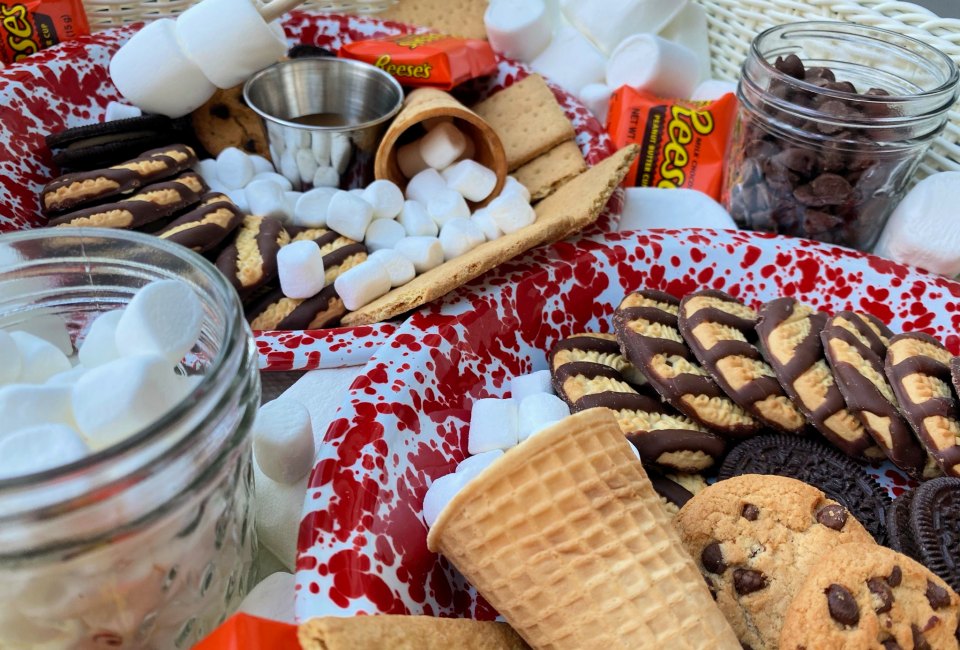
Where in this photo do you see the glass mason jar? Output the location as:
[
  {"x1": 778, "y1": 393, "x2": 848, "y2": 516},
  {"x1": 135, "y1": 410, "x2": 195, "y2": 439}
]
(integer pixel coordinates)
[
  {"x1": 0, "y1": 229, "x2": 260, "y2": 649},
  {"x1": 723, "y1": 22, "x2": 959, "y2": 250}
]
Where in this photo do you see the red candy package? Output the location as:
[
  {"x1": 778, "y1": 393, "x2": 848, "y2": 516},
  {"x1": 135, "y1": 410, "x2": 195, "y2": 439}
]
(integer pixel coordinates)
[
  {"x1": 194, "y1": 613, "x2": 300, "y2": 649},
  {"x1": 607, "y1": 86, "x2": 737, "y2": 200},
  {"x1": 339, "y1": 32, "x2": 497, "y2": 90},
  {"x1": 0, "y1": 0, "x2": 90, "y2": 65}
]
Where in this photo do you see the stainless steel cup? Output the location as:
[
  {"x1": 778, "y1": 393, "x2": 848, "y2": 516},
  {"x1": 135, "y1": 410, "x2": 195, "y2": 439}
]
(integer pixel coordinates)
[{"x1": 243, "y1": 58, "x2": 404, "y2": 191}]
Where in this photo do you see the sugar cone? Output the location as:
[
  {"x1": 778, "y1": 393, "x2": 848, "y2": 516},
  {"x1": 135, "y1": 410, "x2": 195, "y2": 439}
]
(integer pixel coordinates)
[{"x1": 427, "y1": 408, "x2": 740, "y2": 650}]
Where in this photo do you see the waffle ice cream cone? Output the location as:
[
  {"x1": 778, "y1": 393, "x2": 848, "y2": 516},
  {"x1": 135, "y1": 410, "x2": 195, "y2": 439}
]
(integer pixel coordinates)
[{"x1": 427, "y1": 408, "x2": 740, "y2": 650}]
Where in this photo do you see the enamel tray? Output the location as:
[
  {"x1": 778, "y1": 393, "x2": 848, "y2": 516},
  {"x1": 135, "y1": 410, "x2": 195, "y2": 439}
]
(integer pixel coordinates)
[
  {"x1": 295, "y1": 228, "x2": 960, "y2": 620},
  {"x1": 0, "y1": 13, "x2": 618, "y2": 371}
]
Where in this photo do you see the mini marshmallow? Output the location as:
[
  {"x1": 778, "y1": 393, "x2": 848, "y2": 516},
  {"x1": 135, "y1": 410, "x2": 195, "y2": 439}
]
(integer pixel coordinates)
[
  {"x1": 363, "y1": 180, "x2": 405, "y2": 220},
  {"x1": 468, "y1": 398, "x2": 519, "y2": 454},
  {"x1": 439, "y1": 218, "x2": 485, "y2": 261},
  {"x1": 10, "y1": 313, "x2": 72, "y2": 355},
  {"x1": 531, "y1": 25, "x2": 606, "y2": 96},
  {"x1": 455, "y1": 449, "x2": 504, "y2": 477},
  {"x1": 510, "y1": 370, "x2": 554, "y2": 403},
  {"x1": 311, "y1": 132, "x2": 331, "y2": 167},
  {"x1": 619, "y1": 187, "x2": 735, "y2": 231},
  {"x1": 225, "y1": 187, "x2": 250, "y2": 213},
  {"x1": 253, "y1": 399, "x2": 315, "y2": 485},
  {"x1": 254, "y1": 464, "x2": 306, "y2": 570},
  {"x1": 442, "y1": 160, "x2": 497, "y2": 202},
  {"x1": 562, "y1": 0, "x2": 687, "y2": 55},
  {"x1": 660, "y1": 2, "x2": 711, "y2": 83},
  {"x1": 0, "y1": 329, "x2": 21, "y2": 385},
  {"x1": 279, "y1": 149, "x2": 301, "y2": 190},
  {"x1": 296, "y1": 149, "x2": 319, "y2": 187},
  {"x1": 331, "y1": 133, "x2": 352, "y2": 175},
  {"x1": 0, "y1": 424, "x2": 89, "y2": 479},
  {"x1": 115, "y1": 280, "x2": 203, "y2": 364},
  {"x1": 333, "y1": 259, "x2": 392, "y2": 311},
  {"x1": 267, "y1": 122, "x2": 286, "y2": 154},
  {"x1": 326, "y1": 191, "x2": 374, "y2": 242},
  {"x1": 245, "y1": 179, "x2": 289, "y2": 220},
  {"x1": 422, "y1": 471, "x2": 468, "y2": 527},
  {"x1": 294, "y1": 187, "x2": 337, "y2": 228},
  {"x1": 690, "y1": 79, "x2": 738, "y2": 101},
  {"x1": 518, "y1": 393, "x2": 570, "y2": 442},
  {"x1": 579, "y1": 83, "x2": 612, "y2": 125},
  {"x1": 488, "y1": 192, "x2": 536, "y2": 234},
  {"x1": 419, "y1": 122, "x2": 467, "y2": 170},
  {"x1": 78, "y1": 310, "x2": 123, "y2": 369},
  {"x1": 249, "y1": 154, "x2": 274, "y2": 175},
  {"x1": 368, "y1": 249, "x2": 416, "y2": 288},
  {"x1": 216, "y1": 147, "x2": 255, "y2": 190},
  {"x1": 196, "y1": 158, "x2": 220, "y2": 185},
  {"x1": 484, "y1": 0, "x2": 552, "y2": 63},
  {"x1": 9, "y1": 331, "x2": 71, "y2": 384},
  {"x1": 394, "y1": 237, "x2": 444, "y2": 273},
  {"x1": 405, "y1": 168, "x2": 447, "y2": 205},
  {"x1": 252, "y1": 171, "x2": 293, "y2": 191},
  {"x1": 397, "y1": 139, "x2": 429, "y2": 178},
  {"x1": 606, "y1": 34, "x2": 700, "y2": 100},
  {"x1": 349, "y1": 188, "x2": 366, "y2": 198},
  {"x1": 364, "y1": 219, "x2": 406, "y2": 252},
  {"x1": 0, "y1": 384, "x2": 76, "y2": 438},
  {"x1": 283, "y1": 192, "x2": 300, "y2": 222},
  {"x1": 238, "y1": 572, "x2": 295, "y2": 624},
  {"x1": 501, "y1": 175, "x2": 531, "y2": 202},
  {"x1": 471, "y1": 208, "x2": 502, "y2": 241},
  {"x1": 45, "y1": 364, "x2": 87, "y2": 386},
  {"x1": 427, "y1": 188, "x2": 471, "y2": 228},
  {"x1": 397, "y1": 200, "x2": 438, "y2": 237},
  {"x1": 277, "y1": 240, "x2": 325, "y2": 299},
  {"x1": 312, "y1": 166, "x2": 339, "y2": 188},
  {"x1": 104, "y1": 101, "x2": 142, "y2": 122}
]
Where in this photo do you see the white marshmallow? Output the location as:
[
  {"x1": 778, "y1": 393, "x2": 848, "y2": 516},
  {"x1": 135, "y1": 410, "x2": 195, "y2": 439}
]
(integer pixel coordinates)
[
  {"x1": 439, "y1": 218, "x2": 485, "y2": 260},
  {"x1": 606, "y1": 34, "x2": 700, "y2": 99},
  {"x1": 484, "y1": 0, "x2": 552, "y2": 63},
  {"x1": 501, "y1": 175, "x2": 531, "y2": 202},
  {"x1": 282, "y1": 192, "x2": 300, "y2": 222},
  {"x1": 267, "y1": 122, "x2": 285, "y2": 154},
  {"x1": 78, "y1": 310, "x2": 123, "y2": 369},
  {"x1": 442, "y1": 160, "x2": 498, "y2": 202},
  {"x1": 9, "y1": 331, "x2": 71, "y2": 384},
  {"x1": 279, "y1": 149, "x2": 301, "y2": 190},
  {"x1": 397, "y1": 139, "x2": 429, "y2": 178},
  {"x1": 175, "y1": 0, "x2": 287, "y2": 89},
  {"x1": 531, "y1": 25, "x2": 606, "y2": 96},
  {"x1": 397, "y1": 200, "x2": 438, "y2": 237},
  {"x1": 330, "y1": 133, "x2": 352, "y2": 175},
  {"x1": 0, "y1": 424, "x2": 89, "y2": 479},
  {"x1": 659, "y1": 2, "x2": 711, "y2": 84},
  {"x1": 109, "y1": 18, "x2": 216, "y2": 118},
  {"x1": 518, "y1": 393, "x2": 570, "y2": 442},
  {"x1": 562, "y1": 0, "x2": 688, "y2": 55},
  {"x1": 311, "y1": 132, "x2": 331, "y2": 167},
  {"x1": 254, "y1": 463, "x2": 306, "y2": 570},
  {"x1": 419, "y1": 122, "x2": 467, "y2": 170},
  {"x1": 252, "y1": 171, "x2": 293, "y2": 191},
  {"x1": 294, "y1": 187, "x2": 337, "y2": 228},
  {"x1": 579, "y1": 83, "x2": 612, "y2": 124},
  {"x1": 277, "y1": 241, "x2": 325, "y2": 299},
  {"x1": 363, "y1": 180, "x2": 405, "y2": 220},
  {"x1": 427, "y1": 188, "x2": 471, "y2": 228},
  {"x1": 238, "y1": 572, "x2": 296, "y2": 624},
  {"x1": 104, "y1": 101, "x2": 142, "y2": 122},
  {"x1": 45, "y1": 364, "x2": 87, "y2": 386},
  {"x1": 405, "y1": 168, "x2": 447, "y2": 205},
  {"x1": 285, "y1": 128, "x2": 309, "y2": 153},
  {"x1": 312, "y1": 166, "x2": 339, "y2": 188},
  {"x1": 471, "y1": 208, "x2": 502, "y2": 241},
  {"x1": 245, "y1": 179, "x2": 289, "y2": 220},
  {"x1": 364, "y1": 219, "x2": 406, "y2": 252},
  {"x1": 0, "y1": 329, "x2": 21, "y2": 385},
  {"x1": 455, "y1": 449, "x2": 504, "y2": 477},
  {"x1": 349, "y1": 188, "x2": 366, "y2": 198},
  {"x1": 510, "y1": 370, "x2": 554, "y2": 403},
  {"x1": 253, "y1": 399, "x2": 315, "y2": 485},
  {"x1": 249, "y1": 154, "x2": 274, "y2": 175},
  {"x1": 115, "y1": 280, "x2": 203, "y2": 364},
  {"x1": 296, "y1": 148, "x2": 319, "y2": 187},
  {"x1": 488, "y1": 192, "x2": 537, "y2": 234},
  {"x1": 216, "y1": 147, "x2": 254, "y2": 190},
  {"x1": 0, "y1": 384, "x2": 76, "y2": 439},
  {"x1": 690, "y1": 79, "x2": 738, "y2": 101},
  {"x1": 204, "y1": 174, "x2": 229, "y2": 195},
  {"x1": 619, "y1": 187, "x2": 735, "y2": 231},
  {"x1": 10, "y1": 313, "x2": 72, "y2": 355},
  {"x1": 196, "y1": 158, "x2": 220, "y2": 186},
  {"x1": 368, "y1": 249, "x2": 416, "y2": 288},
  {"x1": 334, "y1": 259, "x2": 392, "y2": 311},
  {"x1": 224, "y1": 187, "x2": 250, "y2": 213},
  {"x1": 422, "y1": 471, "x2": 468, "y2": 527},
  {"x1": 326, "y1": 191, "x2": 374, "y2": 242},
  {"x1": 394, "y1": 237, "x2": 444, "y2": 273},
  {"x1": 468, "y1": 398, "x2": 519, "y2": 454}
]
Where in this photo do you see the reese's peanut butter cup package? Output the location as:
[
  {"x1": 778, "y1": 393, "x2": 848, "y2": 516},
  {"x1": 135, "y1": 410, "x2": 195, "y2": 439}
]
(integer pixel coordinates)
[
  {"x1": 607, "y1": 86, "x2": 737, "y2": 200},
  {"x1": 339, "y1": 32, "x2": 497, "y2": 90},
  {"x1": 0, "y1": 0, "x2": 89, "y2": 65}
]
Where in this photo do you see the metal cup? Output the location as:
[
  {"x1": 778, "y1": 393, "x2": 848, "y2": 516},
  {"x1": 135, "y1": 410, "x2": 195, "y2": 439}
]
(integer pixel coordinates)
[{"x1": 243, "y1": 58, "x2": 404, "y2": 191}]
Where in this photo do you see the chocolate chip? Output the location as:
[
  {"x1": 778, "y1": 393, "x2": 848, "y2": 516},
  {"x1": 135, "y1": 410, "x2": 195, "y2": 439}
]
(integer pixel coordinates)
[
  {"x1": 822, "y1": 81, "x2": 858, "y2": 94},
  {"x1": 733, "y1": 568, "x2": 767, "y2": 595},
  {"x1": 926, "y1": 580, "x2": 951, "y2": 610},
  {"x1": 924, "y1": 616, "x2": 940, "y2": 632},
  {"x1": 816, "y1": 504, "x2": 849, "y2": 530},
  {"x1": 775, "y1": 147, "x2": 819, "y2": 176},
  {"x1": 882, "y1": 640, "x2": 903, "y2": 650},
  {"x1": 867, "y1": 577, "x2": 894, "y2": 613},
  {"x1": 912, "y1": 624, "x2": 932, "y2": 650},
  {"x1": 701, "y1": 542, "x2": 727, "y2": 574},
  {"x1": 826, "y1": 584, "x2": 860, "y2": 626},
  {"x1": 704, "y1": 575, "x2": 718, "y2": 600},
  {"x1": 888, "y1": 565, "x2": 902, "y2": 587},
  {"x1": 806, "y1": 66, "x2": 836, "y2": 83},
  {"x1": 742, "y1": 644, "x2": 754, "y2": 650},
  {"x1": 802, "y1": 209, "x2": 842, "y2": 235},
  {"x1": 742, "y1": 503, "x2": 760, "y2": 521},
  {"x1": 795, "y1": 174, "x2": 853, "y2": 208},
  {"x1": 210, "y1": 104, "x2": 231, "y2": 120},
  {"x1": 775, "y1": 54, "x2": 806, "y2": 79}
]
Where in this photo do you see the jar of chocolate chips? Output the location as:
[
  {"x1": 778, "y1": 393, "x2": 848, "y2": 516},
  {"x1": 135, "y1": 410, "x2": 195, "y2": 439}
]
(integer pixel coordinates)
[{"x1": 724, "y1": 22, "x2": 959, "y2": 250}]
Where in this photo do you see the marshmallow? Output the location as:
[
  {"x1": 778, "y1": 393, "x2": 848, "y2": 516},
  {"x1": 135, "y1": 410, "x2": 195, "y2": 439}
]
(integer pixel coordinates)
[
  {"x1": 238, "y1": 572, "x2": 295, "y2": 624},
  {"x1": 78, "y1": 310, "x2": 123, "y2": 369},
  {"x1": 249, "y1": 154, "x2": 274, "y2": 175},
  {"x1": 501, "y1": 175, "x2": 531, "y2": 202},
  {"x1": 455, "y1": 449, "x2": 504, "y2": 478},
  {"x1": 349, "y1": 188, "x2": 366, "y2": 198},
  {"x1": 368, "y1": 249, "x2": 416, "y2": 288},
  {"x1": 115, "y1": 280, "x2": 204, "y2": 364},
  {"x1": 562, "y1": 0, "x2": 688, "y2": 55},
  {"x1": 9, "y1": 331, "x2": 71, "y2": 384},
  {"x1": 397, "y1": 200, "x2": 438, "y2": 237},
  {"x1": 364, "y1": 218, "x2": 406, "y2": 252},
  {"x1": 0, "y1": 384, "x2": 76, "y2": 439},
  {"x1": 196, "y1": 158, "x2": 220, "y2": 186},
  {"x1": 442, "y1": 160, "x2": 497, "y2": 202},
  {"x1": 326, "y1": 191, "x2": 374, "y2": 242},
  {"x1": 268, "y1": 122, "x2": 285, "y2": 154},
  {"x1": 874, "y1": 172, "x2": 960, "y2": 276},
  {"x1": 312, "y1": 166, "x2": 339, "y2": 188},
  {"x1": 224, "y1": 187, "x2": 250, "y2": 213},
  {"x1": 278, "y1": 149, "x2": 300, "y2": 190},
  {"x1": 579, "y1": 83, "x2": 612, "y2": 125},
  {"x1": 245, "y1": 178, "x2": 289, "y2": 220},
  {"x1": 285, "y1": 128, "x2": 308, "y2": 153},
  {"x1": 471, "y1": 208, "x2": 502, "y2": 241},
  {"x1": 10, "y1": 313, "x2": 72, "y2": 355},
  {"x1": 427, "y1": 188, "x2": 471, "y2": 228},
  {"x1": 405, "y1": 168, "x2": 447, "y2": 205},
  {"x1": 419, "y1": 122, "x2": 467, "y2": 170},
  {"x1": 175, "y1": 0, "x2": 287, "y2": 89},
  {"x1": 468, "y1": 398, "x2": 519, "y2": 454},
  {"x1": 691, "y1": 79, "x2": 738, "y2": 101},
  {"x1": 530, "y1": 25, "x2": 606, "y2": 96},
  {"x1": 216, "y1": 147, "x2": 255, "y2": 190},
  {"x1": 277, "y1": 240, "x2": 325, "y2": 299},
  {"x1": 619, "y1": 187, "x2": 735, "y2": 231},
  {"x1": 422, "y1": 471, "x2": 468, "y2": 527},
  {"x1": 488, "y1": 192, "x2": 537, "y2": 234},
  {"x1": 294, "y1": 187, "x2": 337, "y2": 228},
  {"x1": 283, "y1": 192, "x2": 300, "y2": 221},
  {"x1": 0, "y1": 329, "x2": 21, "y2": 385},
  {"x1": 363, "y1": 180, "x2": 405, "y2": 220},
  {"x1": 331, "y1": 133, "x2": 352, "y2": 175},
  {"x1": 510, "y1": 370, "x2": 554, "y2": 403},
  {"x1": 109, "y1": 19, "x2": 216, "y2": 117},
  {"x1": 333, "y1": 259, "x2": 392, "y2": 311},
  {"x1": 606, "y1": 34, "x2": 700, "y2": 100},
  {"x1": 254, "y1": 463, "x2": 306, "y2": 570},
  {"x1": 45, "y1": 364, "x2": 87, "y2": 386},
  {"x1": 659, "y1": 1, "x2": 711, "y2": 83},
  {"x1": 253, "y1": 399, "x2": 315, "y2": 485},
  {"x1": 0, "y1": 424, "x2": 89, "y2": 479},
  {"x1": 104, "y1": 101, "x2": 142, "y2": 122},
  {"x1": 484, "y1": 0, "x2": 552, "y2": 63},
  {"x1": 311, "y1": 132, "x2": 331, "y2": 167},
  {"x1": 397, "y1": 139, "x2": 429, "y2": 178},
  {"x1": 252, "y1": 171, "x2": 293, "y2": 192},
  {"x1": 296, "y1": 149, "x2": 319, "y2": 187},
  {"x1": 518, "y1": 393, "x2": 570, "y2": 442},
  {"x1": 423, "y1": 117, "x2": 453, "y2": 131},
  {"x1": 394, "y1": 236, "x2": 444, "y2": 273},
  {"x1": 439, "y1": 218, "x2": 485, "y2": 261}
]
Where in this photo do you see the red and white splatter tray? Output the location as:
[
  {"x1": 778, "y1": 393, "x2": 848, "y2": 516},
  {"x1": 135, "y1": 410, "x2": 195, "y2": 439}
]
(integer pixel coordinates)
[
  {"x1": 0, "y1": 12, "x2": 617, "y2": 371},
  {"x1": 295, "y1": 227, "x2": 960, "y2": 620}
]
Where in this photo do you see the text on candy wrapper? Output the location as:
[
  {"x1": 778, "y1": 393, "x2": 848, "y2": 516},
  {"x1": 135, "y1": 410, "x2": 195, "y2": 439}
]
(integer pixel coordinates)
[{"x1": 659, "y1": 105, "x2": 715, "y2": 189}]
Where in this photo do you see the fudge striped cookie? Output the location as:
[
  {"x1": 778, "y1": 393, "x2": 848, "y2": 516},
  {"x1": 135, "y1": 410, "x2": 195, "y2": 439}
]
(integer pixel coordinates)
[
  {"x1": 158, "y1": 192, "x2": 244, "y2": 252},
  {"x1": 215, "y1": 215, "x2": 289, "y2": 296}
]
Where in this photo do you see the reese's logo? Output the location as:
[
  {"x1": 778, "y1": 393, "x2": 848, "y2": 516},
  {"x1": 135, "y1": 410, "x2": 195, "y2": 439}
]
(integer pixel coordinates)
[
  {"x1": 1, "y1": 3, "x2": 39, "y2": 62},
  {"x1": 658, "y1": 104, "x2": 715, "y2": 189}
]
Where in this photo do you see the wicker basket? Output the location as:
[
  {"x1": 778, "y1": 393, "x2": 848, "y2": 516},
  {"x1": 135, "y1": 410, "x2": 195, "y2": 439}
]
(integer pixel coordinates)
[{"x1": 81, "y1": 0, "x2": 960, "y2": 177}]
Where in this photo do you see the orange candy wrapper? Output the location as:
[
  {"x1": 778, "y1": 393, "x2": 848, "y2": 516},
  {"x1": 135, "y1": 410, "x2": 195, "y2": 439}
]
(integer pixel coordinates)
[
  {"x1": 195, "y1": 613, "x2": 300, "y2": 649},
  {"x1": 339, "y1": 32, "x2": 497, "y2": 90},
  {"x1": 0, "y1": 0, "x2": 89, "y2": 65},
  {"x1": 607, "y1": 86, "x2": 737, "y2": 201}
]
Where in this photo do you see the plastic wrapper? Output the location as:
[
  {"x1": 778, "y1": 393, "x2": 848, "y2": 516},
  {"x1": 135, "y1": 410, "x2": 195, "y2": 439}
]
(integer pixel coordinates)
[
  {"x1": 194, "y1": 613, "x2": 300, "y2": 649},
  {"x1": 0, "y1": 0, "x2": 89, "y2": 65}
]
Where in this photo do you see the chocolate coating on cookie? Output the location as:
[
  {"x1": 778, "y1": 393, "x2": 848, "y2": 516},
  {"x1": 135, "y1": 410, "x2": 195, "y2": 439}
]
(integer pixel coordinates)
[
  {"x1": 215, "y1": 215, "x2": 289, "y2": 295},
  {"x1": 246, "y1": 284, "x2": 345, "y2": 330},
  {"x1": 158, "y1": 192, "x2": 243, "y2": 252}
]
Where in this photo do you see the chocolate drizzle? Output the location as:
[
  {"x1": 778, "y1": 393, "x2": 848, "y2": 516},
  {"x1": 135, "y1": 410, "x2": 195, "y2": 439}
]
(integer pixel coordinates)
[
  {"x1": 158, "y1": 195, "x2": 243, "y2": 252},
  {"x1": 246, "y1": 284, "x2": 344, "y2": 330}
]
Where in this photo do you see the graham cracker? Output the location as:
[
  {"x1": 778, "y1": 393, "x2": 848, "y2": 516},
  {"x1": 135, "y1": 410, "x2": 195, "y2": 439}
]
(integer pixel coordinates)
[
  {"x1": 471, "y1": 74, "x2": 577, "y2": 171},
  {"x1": 342, "y1": 144, "x2": 639, "y2": 326},
  {"x1": 513, "y1": 139, "x2": 587, "y2": 201},
  {"x1": 298, "y1": 616, "x2": 529, "y2": 650},
  {"x1": 378, "y1": 0, "x2": 488, "y2": 40}
]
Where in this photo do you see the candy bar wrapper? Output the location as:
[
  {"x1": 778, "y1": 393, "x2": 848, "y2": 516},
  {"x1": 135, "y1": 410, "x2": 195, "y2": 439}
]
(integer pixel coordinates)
[
  {"x1": 339, "y1": 33, "x2": 497, "y2": 90},
  {"x1": 607, "y1": 86, "x2": 737, "y2": 201},
  {"x1": 195, "y1": 613, "x2": 301, "y2": 649},
  {"x1": 0, "y1": 0, "x2": 89, "y2": 65}
]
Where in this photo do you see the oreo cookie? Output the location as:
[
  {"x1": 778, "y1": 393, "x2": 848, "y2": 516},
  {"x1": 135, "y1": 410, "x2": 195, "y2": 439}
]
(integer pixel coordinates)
[
  {"x1": 910, "y1": 476, "x2": 960, "y2": 592},
  {"x1": 886, "y1": 488, "x2": 923, "y2": 562},
  {"x1": 46, "y1": 115, "x2": 195, "y2": 171},
  {"x1": 718, "y1": 433, "x2": 892, "y2": 544}
]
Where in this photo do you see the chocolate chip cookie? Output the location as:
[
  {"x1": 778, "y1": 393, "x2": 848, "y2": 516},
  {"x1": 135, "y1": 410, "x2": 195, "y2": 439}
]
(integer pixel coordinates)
[{"x1": 191, "y1": 85, "x2": 269, "y2": 159}]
